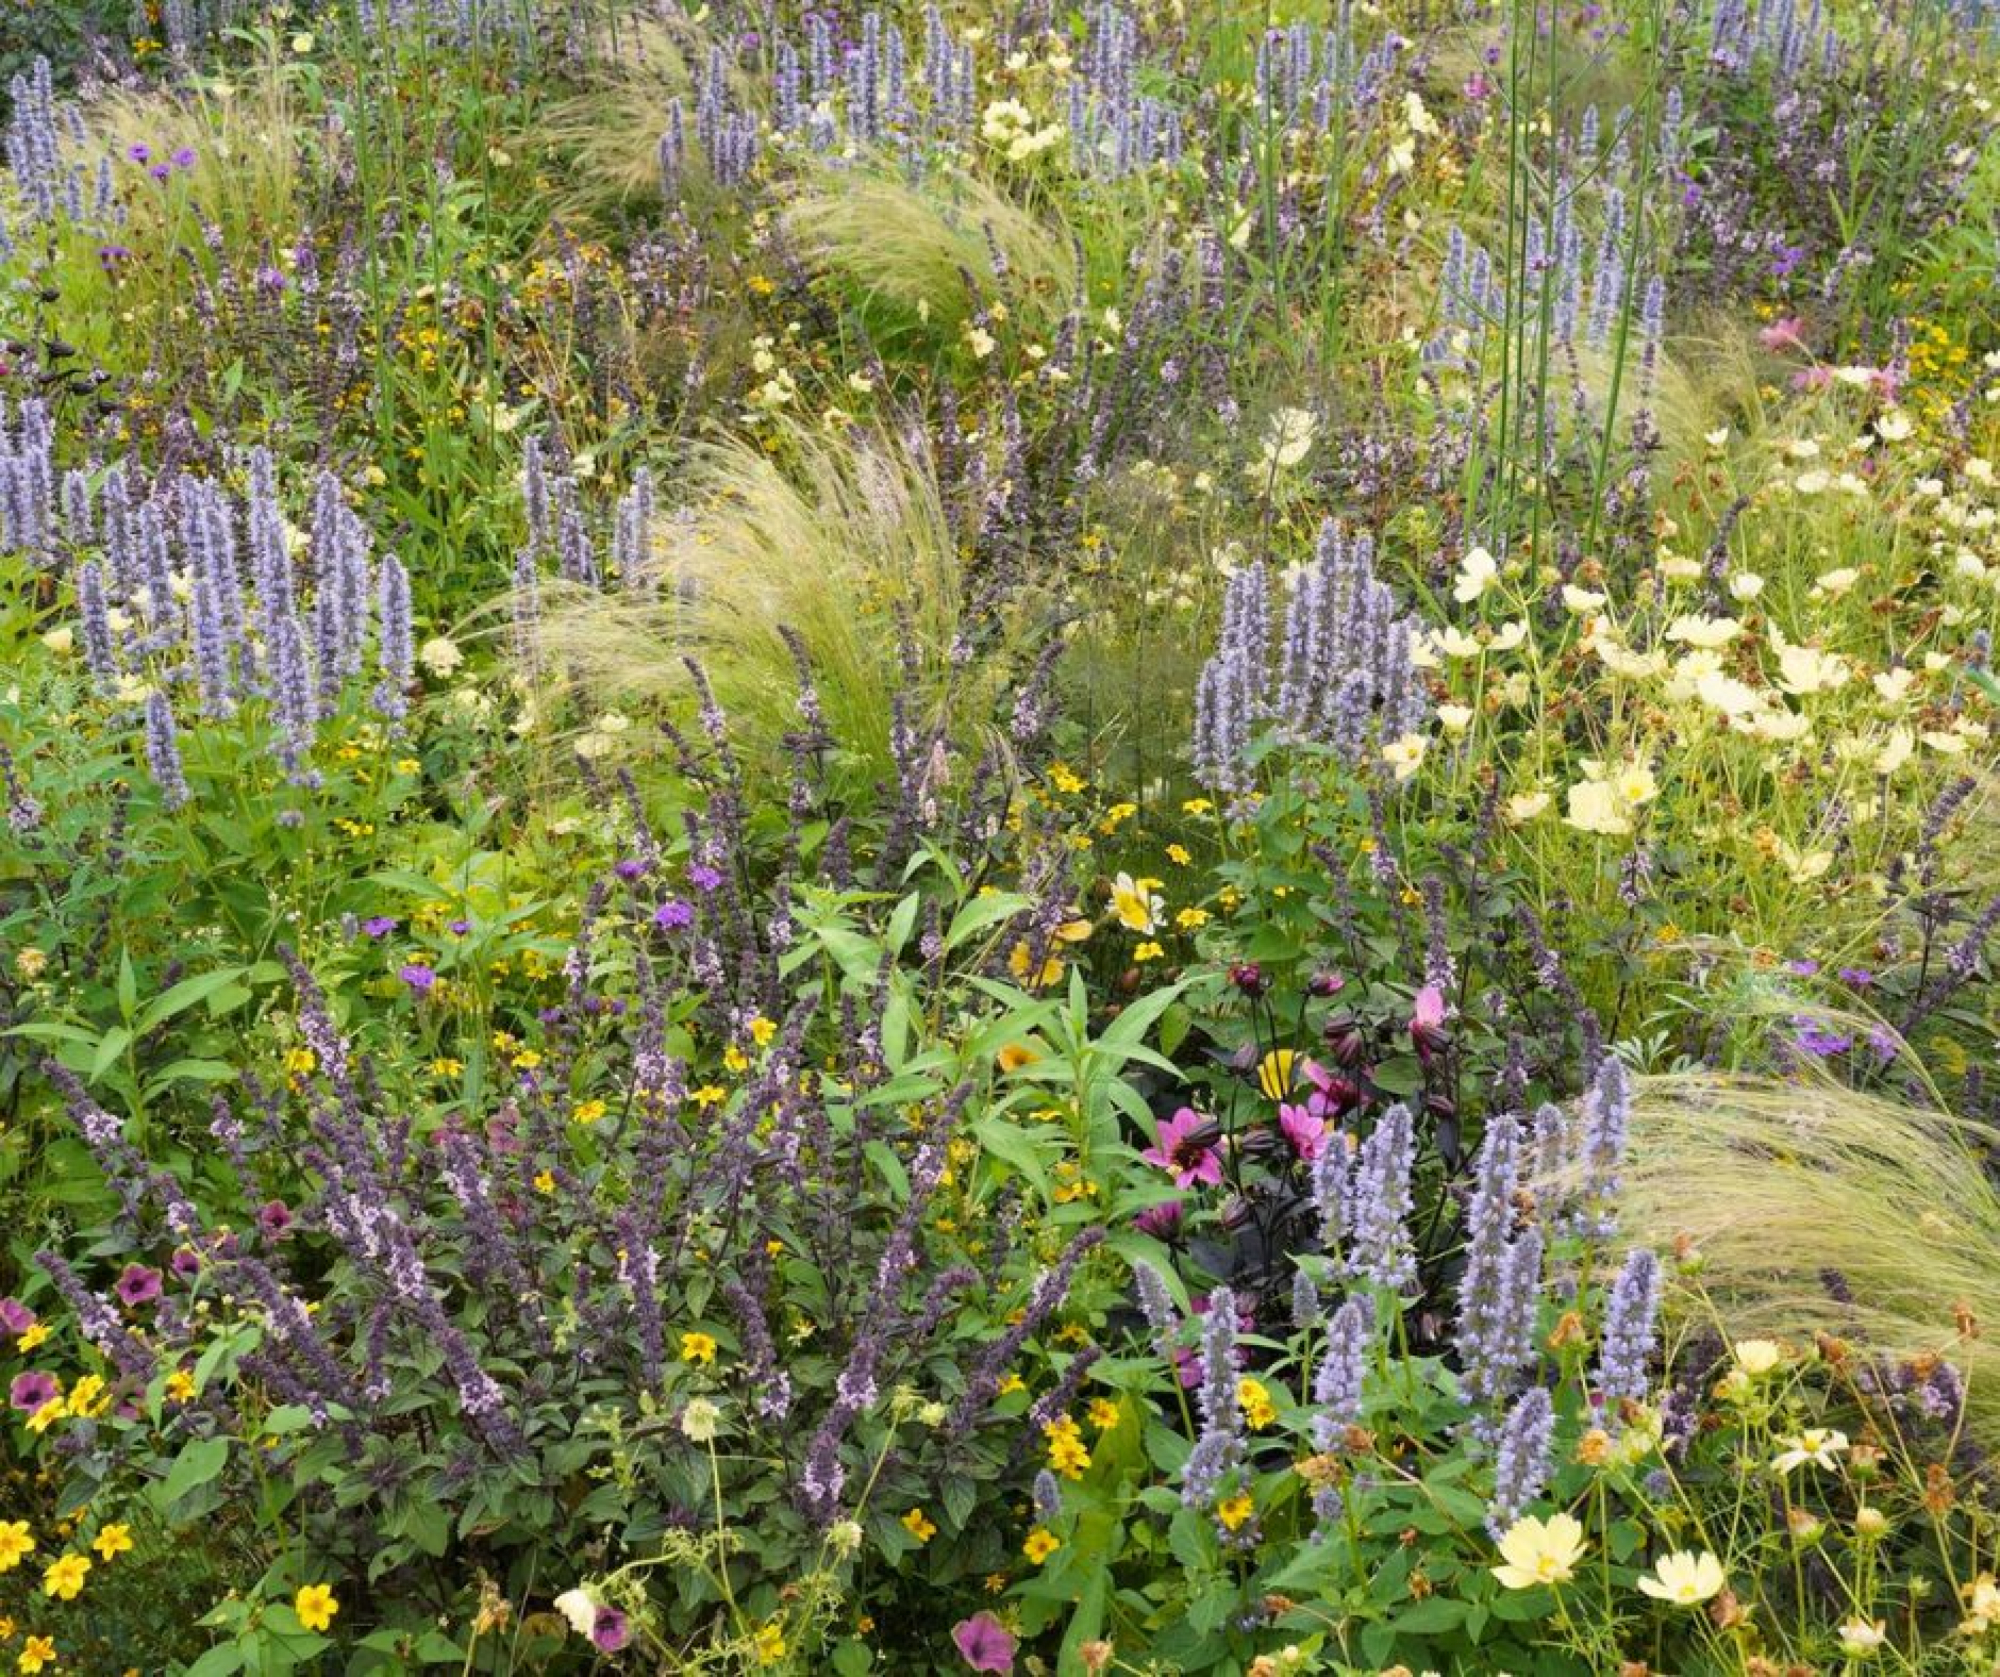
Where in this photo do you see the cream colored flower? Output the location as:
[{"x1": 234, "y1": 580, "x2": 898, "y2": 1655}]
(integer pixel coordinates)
[
  {"x1": 1637, "y1": 1550, "x2": 1726, "y2": 1606},
  {"x1": 1771, "y1": 1427, "x2": 1848, "y2": 1474},
  {"x1": 1453, "y1": 547, "x2": 1499, "y2": 603},
  {"x1": 1734, "y1": 1339, "x2": 1785, "y2": 1376},
  {"x1": 1838, "y1": 1618, "x2": 1886, "y2": 1656},
  {"x1": 1492, "y1": 1513, "x2": 1587, "y2": 1590},
  {"x1": 1382, "y1": 733, "x2": 1429, "y2": 782},
  {"x1": 1665, "y1": 614, "x2": 1741, "y2": 650}
]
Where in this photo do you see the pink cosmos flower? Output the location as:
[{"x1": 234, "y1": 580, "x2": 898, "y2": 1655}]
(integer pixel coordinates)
[
  {"x1": 1141, "y1": 1107, "x2": 1223, "y2": 1189},
  {"x1": 952, "y1": 1612, "x2": 1017, "y2": 1674},
  {"x1": 1759, "y1": 316, "x2": 1807, "y2": 353}
]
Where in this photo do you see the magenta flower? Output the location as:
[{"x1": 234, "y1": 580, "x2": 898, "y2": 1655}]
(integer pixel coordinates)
[
  {"x1": 115, "y1": 1264, "x2": 162, "y2": 1307},
  {"x1": 1277, "y1": 1102, "x2": 1327, "y2": 1162},
  {"x1": 1140, "y1": 1107, "x2": 1223, "y2": 1189},
  {"x1": 10, "y1": 1371, "x2": 57, "y2": 1412},
  {"x1": 591, "y1": 1607, "x2": 631, "y2": 1652},
  {"x1": 257, "y1": 1200, "x2": 293, "y2": 1238},
  {"x1": 1132, "y1": 1199, "x2": 1183, "y2": 1239},
  {"x1": 951, "y1": 1612, "x2": 1017, "y2": 1674},
  {"x1": 0, "y1": 1298, "x2": 34, "y2": 1336}
]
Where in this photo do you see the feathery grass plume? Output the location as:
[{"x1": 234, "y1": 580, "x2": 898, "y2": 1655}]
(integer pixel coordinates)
[
  {"x1": 784, "y1": 163, "x2": 1076, "y2": 336},
  {"x1": 85, "y1": 42, "x2": 304, "y2": 267},
  {"x1": 536, "y1": 13, "x2": 698, "y2": 209},
  {"x1": 1616, "y1": 1072, "x2": 2000, "y2": 1443},
  {"x1": 525, "y1": 422, "x2": 1017, "y2": 781}
]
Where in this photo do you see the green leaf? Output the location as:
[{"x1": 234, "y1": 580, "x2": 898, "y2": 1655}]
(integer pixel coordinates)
[
  {"x1": 943, "y1": 891, "x2": 1031, "y2": 953},
  {"x1": 134, "y1": 967, "x2": 249, "y2": 1036},
  {"x1": 1390, "y1": 1598, "x2": 1467, "y2": 1635},
  {"x1": 159, "y1": 1435, "x2": 231, "y2": 1509}
]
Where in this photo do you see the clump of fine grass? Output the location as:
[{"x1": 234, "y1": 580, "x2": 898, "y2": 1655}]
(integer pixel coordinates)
[
  {"x1": 1618, "y1": 1071, "x2": 2000, "y2": 1441},
  {"x1": 784, "y1": 164, "x2": 1077, "y2": 335},
  {"x1": 535, "y1": 13, "x2": 698, "y2": 211},
  {"x1": 526, "y1": 423, "x2": 1016, "y2": 779}
]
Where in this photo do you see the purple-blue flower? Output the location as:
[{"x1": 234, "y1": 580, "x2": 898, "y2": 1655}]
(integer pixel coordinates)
[
  {"x1": 652, "y1": 899, "x2": 694, "y2": 930},
  {"x1": 399, "y1": 963, "x2": 437, "y2": 994}
]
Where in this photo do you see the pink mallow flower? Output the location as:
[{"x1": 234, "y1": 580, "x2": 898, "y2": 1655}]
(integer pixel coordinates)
[
  {"x1": 1141, "y1": 1107, "x2": 1223, "y2": 1189},
  {"x1": 952, "y1": 1612, "x2": 1017, "y2": 1674}
]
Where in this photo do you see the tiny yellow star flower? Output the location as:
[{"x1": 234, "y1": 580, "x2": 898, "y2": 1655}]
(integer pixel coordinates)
[
  {"x1": 1023, "y1": 1528, "x2": 1060, "y2": 1563},
  {"x1": 90, "y1": 1524, "x2": 133, "y2": 1562},
  {"x1": 43, "y1": 1552, "x2": 90, "y2": 1600},
  {"x1": 0, "y1": 1521, "x2": 34, "y2": 1572},
  {"x1": 901, "y1": 1507, "x2": 937, "y2": 1543},
  {"x1": 680, "y1": 1332, "x2": 719, "y2": 1365}
]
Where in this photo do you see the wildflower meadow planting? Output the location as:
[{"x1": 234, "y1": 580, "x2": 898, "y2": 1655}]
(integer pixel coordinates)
[{"x1": 2, "y1": 0, "x2": 2000, "y2": 1672}]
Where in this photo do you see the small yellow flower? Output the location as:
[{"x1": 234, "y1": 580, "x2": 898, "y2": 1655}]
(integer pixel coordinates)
[
  {"x1": 1087, "y1": 1397, "x2": 1121, "y2": 1431},
  {"x1": 25, "y1": 1399, "x2": 62, "y2": 1435},
  {"x1": 753, "y1": 1623, "x2": 787, "y2": 1663},
  {"x1": 66, "y1": 1375, "x2": 105, "y2": 1418},
  {"x1": 996, "y1": 1042, "x2": 1039, "y2": 1073},
  {"x1": 43, "y1": 1552, "x2": 90, "y2": 1600},
  {"x1": 1024, "y1": 1528, "x2": 1060, "y2": 1564},
  {"x1": 1216, "y1": 1493, "x2": 1255, "y2": 1532},
  {"x1": 18, "y1": 1636, "x2": 55, "y2": 1674},
  {"x1": 749, "y1": 1016, "x2": 778, "y2": 1047},
  {"x1": 1133, "y1": 941, "x2": 1164, "y2": 962},
  {"x1": 532, "y1": 1169, "x2": 556, "y2": 1195},
  {"x1": 17, "y1": 1323, "x2": 48, "y2": 1353},
  {"x1": 164, "y1": 1370, "x2": 196, "y2": 1403},
  {"x1": 1165, "y1": 844, "x2": 1192, "y2": 866},
  {"x1": 1236, "y1": 1377, "x2": 1278, "y2": 1430},
  {"x1": 295, "y1": 1582, "x2": 339, "y2": 1632},
  {"x1": 680, "y1": 1332, "x2": 718, "y2": 1366},
  {"x1": 901, "y1": 1507, "x2": 937, "y2": 1543},
  {"x1": 0, "y1": 1521, "x2": 34, "y2": 1572},
  {"x1": 431, "y1": 1057, "x2": 464, "y2": 1077},
  {"x1": 571, "y1": 1099, "x2": 608, "y2": 1125},
  {"x1": 90, "y1": 1524, "x2": 132, "y2": 1562}
]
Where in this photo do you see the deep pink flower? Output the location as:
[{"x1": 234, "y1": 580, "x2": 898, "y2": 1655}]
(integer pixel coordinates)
[
  {"x1": 951, "y1": 1612, "x2": 1017, "y2": 1674},
  {"x1": 257, "y1": 1200, "x2": 293, "y2": 1238},
  {"x1": 0, "y1": 1298, "x2": 34, "y2": 1336},
  {"x1": 1141, "y1": 1107, "x2": 1222, "y2": 1189},
  {"x1": 1409, "y1": 985, "x2": 1449, "y2": 1055},
  {"x1": 1132, "y1": 1199, "x2": 1183, "y2": 1239},
  {"x1": 1277, "y1": 1102, "x2": 1327, "y2": 1162}
]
